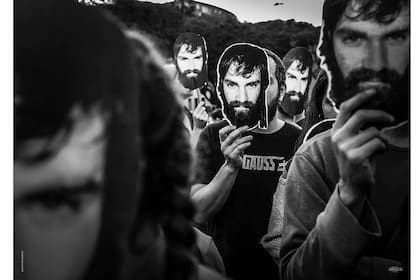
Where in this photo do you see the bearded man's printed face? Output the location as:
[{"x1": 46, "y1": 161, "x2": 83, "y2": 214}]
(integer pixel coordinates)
[
  {"x1": 222, "y1": 63, "x2": 262, "y2": 127},
  {"x1": 330, "y1": 2, "x2": 410, "y2": 123},
  {"x1": 176, "y1": 44, "x2": 207, "y2": 90},
  {"x1": 280, "y1": 59, "x2": 310, "y2": 117}
]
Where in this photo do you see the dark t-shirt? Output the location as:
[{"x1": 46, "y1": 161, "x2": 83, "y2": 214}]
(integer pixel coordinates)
[{"x1": 193, "y1": 120, "x2": 301, "y2": 280}]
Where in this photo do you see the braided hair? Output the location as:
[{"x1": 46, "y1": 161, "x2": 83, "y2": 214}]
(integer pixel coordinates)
[{"x1": 127, "y1": 31, "x2": 197, "y2": 280}]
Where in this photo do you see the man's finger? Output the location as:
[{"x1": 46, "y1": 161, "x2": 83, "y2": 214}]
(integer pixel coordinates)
[
  {"x1": 198, "y1": 111, "x2": 209, "y2": 120},
  {"x1": 221, "y1": 126, "x2": 249, "y2": 150},
  {"x1": 219, "y1": 125, "x2": 236, "y2": 142},
  {"x1": 340, "y1": 109, "x2": 394, "y2": 134},
  {"x1": 334, "y1": 89, "x2": 377, "y2": 129},
  {"x1": 229, "y1": 142, "x2": 252, "y2": 159},
  {"x1": 223, "y1": 135, "x2": 253, "y2": 155},
  {"x1": 346, "y1": 138, "x2": 386, "y2": 164},
  {"x1": 339, "y1": 126, "x2": 380, "y2": 151}
]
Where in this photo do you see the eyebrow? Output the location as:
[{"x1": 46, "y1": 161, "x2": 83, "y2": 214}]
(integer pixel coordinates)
[
  {"x1": 335, "y1": 25, "x2": 410, "y2": 39},
  {"x1": 224, "y1": 79, "x2": 238, "y2": 85},
  {"x1": 335, "y1": 27, "x2": 367, "y2": 39},
  {"x1": 246, "y1": 80, "x2": 261, "y2": 86},
  {"x1": 385, "y1": 27, "x2": 410, "y2": 37}
]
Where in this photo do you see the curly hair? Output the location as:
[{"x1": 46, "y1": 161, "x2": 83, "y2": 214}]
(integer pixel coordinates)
[{"x1": 126, "y1": 31, "x2": 197, "y2": 280}]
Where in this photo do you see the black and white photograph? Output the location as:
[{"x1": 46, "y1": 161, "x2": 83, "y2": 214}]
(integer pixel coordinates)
[{"x1": 13, "y1": 0, "x2": 412, "y2": 279}]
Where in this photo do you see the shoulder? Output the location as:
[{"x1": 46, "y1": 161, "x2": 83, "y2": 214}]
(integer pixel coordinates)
[
  {"x1": 205, "y1": 120, "x2": 229, "y2": 133},
  {"x1": 201, "y1": 120, "x2": 228, "y2": 134},
  {"x1": 199, "y1": 120, "x2": 228, "y2": 144},
  {"x1": 292, "y1": 129, "x2": 337, "y2": 175},
  {"x1": 283, "y1": 121, "x2": 302, "y2": 135},
  {"x1": 287, "y1": 130, "x2": 339, "y2": 195},
  {"x1": 296, "y1": 129, "x2": 332, "y2": 157},
  {"x1": 271, "y1": 121, "x2": 301, "y2": 140},
  {"x1": 303, "y1": 119, "x2": 335, "y2": 144},
  {"x1": 284, "y1": 120, "x2": 302, "y2": 131}
]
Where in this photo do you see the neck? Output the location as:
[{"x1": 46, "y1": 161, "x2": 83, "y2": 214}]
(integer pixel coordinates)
[
  {"x1": 252, "y1": 112, "x2": 285, "y2": 134},
  {"x1": 293, "y1": 111, "x2": 305, "y2": 123},
  {"x1": 381, "y1": 121, "x2": 409, "y2": 148},
  {"x1": 277, "y1": 109, "x2": 293, "y2": 123}
]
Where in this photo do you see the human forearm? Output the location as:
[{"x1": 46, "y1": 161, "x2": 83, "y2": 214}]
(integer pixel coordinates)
[
  {"x1": 190, "y1": 128, "x2": 203, "y2": 150},
  {"x1": 191, "y1": 162, "x2": 238, "y2": 224}
]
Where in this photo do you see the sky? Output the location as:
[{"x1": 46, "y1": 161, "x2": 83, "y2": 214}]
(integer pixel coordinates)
[{"x1": 144, "y1": 0, "x2": 324, "y2": 26}]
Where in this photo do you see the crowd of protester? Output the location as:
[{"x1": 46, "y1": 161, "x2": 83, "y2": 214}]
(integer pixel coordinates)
[{"x1": 14, "y1": 0, "x2": 409, "y2": 279}]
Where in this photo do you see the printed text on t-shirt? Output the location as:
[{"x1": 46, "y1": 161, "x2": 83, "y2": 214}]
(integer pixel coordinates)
[{"x1": 242, "y1": 155, "x2": 286, "y2": 172}]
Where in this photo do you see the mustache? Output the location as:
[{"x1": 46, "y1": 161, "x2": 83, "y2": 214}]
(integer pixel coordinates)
[
  {"x1": 228, "y1": 101, "x2": 255, "y2": 108},
  {"x1": 344, "y1": 68, "x2": 403, "y2": 90},
  {"x1": 183, "y1": 69, "x2": 200, "y2": 75},
  {"x1": 285, "y1": 90, "x2": 304, "y2": 98}
]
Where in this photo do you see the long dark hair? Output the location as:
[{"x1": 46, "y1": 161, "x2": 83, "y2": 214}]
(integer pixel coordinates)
[
  {"x1": 15, "y1": 1, "x2": 141, "y2": 279},
  {"x1": 127, "y1": 31, "x2": 197, "y2": 280}
]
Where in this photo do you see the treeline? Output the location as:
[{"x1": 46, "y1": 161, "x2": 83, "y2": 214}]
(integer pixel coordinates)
[{"x1": 105, "y1": 0, "x2": 321, "y2": 83}]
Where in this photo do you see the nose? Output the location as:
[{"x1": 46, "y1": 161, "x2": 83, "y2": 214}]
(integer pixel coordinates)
[
  {"x1": 297, "y1": 81, "x2": 304, "y2": 93},
  {"x1": 365, "y1": 40, "x2": 388, "y2": 71},
  {"x1": 186, "y1": 59, "x2": 197, "y2": 70},
  {"x1": 237, "y1": 86, "x2": 248, "y2": 102}
]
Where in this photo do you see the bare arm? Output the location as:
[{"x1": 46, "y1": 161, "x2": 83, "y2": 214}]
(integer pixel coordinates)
[
  {"x1": 191, "y1": 125, "x2": 252, "y2": 224},
  {"x1": 190, "y1": 102, "x2": 209, "y2": 150},
  {"x1": 191, "y1": 162, "x2": 238, "y2": 224}
]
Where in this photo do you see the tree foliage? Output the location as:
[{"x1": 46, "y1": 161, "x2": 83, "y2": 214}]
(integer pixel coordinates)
[{"x1": 105, "y1": 0, "x2": 320, "y2": 83}]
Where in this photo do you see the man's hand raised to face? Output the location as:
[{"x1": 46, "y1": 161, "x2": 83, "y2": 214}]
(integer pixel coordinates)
[
  {"x1": 219, "y1": 125, "x2": 253, "y2": 170},
  {"x1": 192, "y1": 102, "x2": 209, "y2": 129},
  {"x1": 331, "y1": 89, "x2": 395, "y2": 210}
]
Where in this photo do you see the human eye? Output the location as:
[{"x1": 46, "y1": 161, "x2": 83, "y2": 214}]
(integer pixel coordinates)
[
  {"x1": 287, "y1": 73, "x2": 296, "y2": 80},
  {"x1": 17, "y1": 181, "x2": 101, "y2": 223},
  {"x1": 338, "y1": 31, "x2": 365, "y2": 46},
  {"x1": 247, "y1": 81, "x2": 260, "y2": 88},
  {"x1": 225, "y1": 81, "x2": 237, "y2": 88},
  {"x1": 386, "y1": 31, "x2": 409, "y2": 44},
  {"x1": 194, "y1": 55, "x2": 203, "y2": 60}
]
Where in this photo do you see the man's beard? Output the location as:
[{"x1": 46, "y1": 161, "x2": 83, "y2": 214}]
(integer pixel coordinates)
[
  {"x1": 279, "y1": 91, "x2": 305, "y2": 117},
  {"x1": 177, "y1": 66, "x2": 208, "y2": 90},
  {"x1": 225, "y1": 100, "x2": 260, "y2": 128},
  {"x1": 330, "y1": 67, "x2": 409, "y2": 124}
]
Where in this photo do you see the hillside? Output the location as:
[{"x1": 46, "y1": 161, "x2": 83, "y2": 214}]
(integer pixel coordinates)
[{"x1": 105, "y1": 0, "x2": 320, "y2": 83}]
